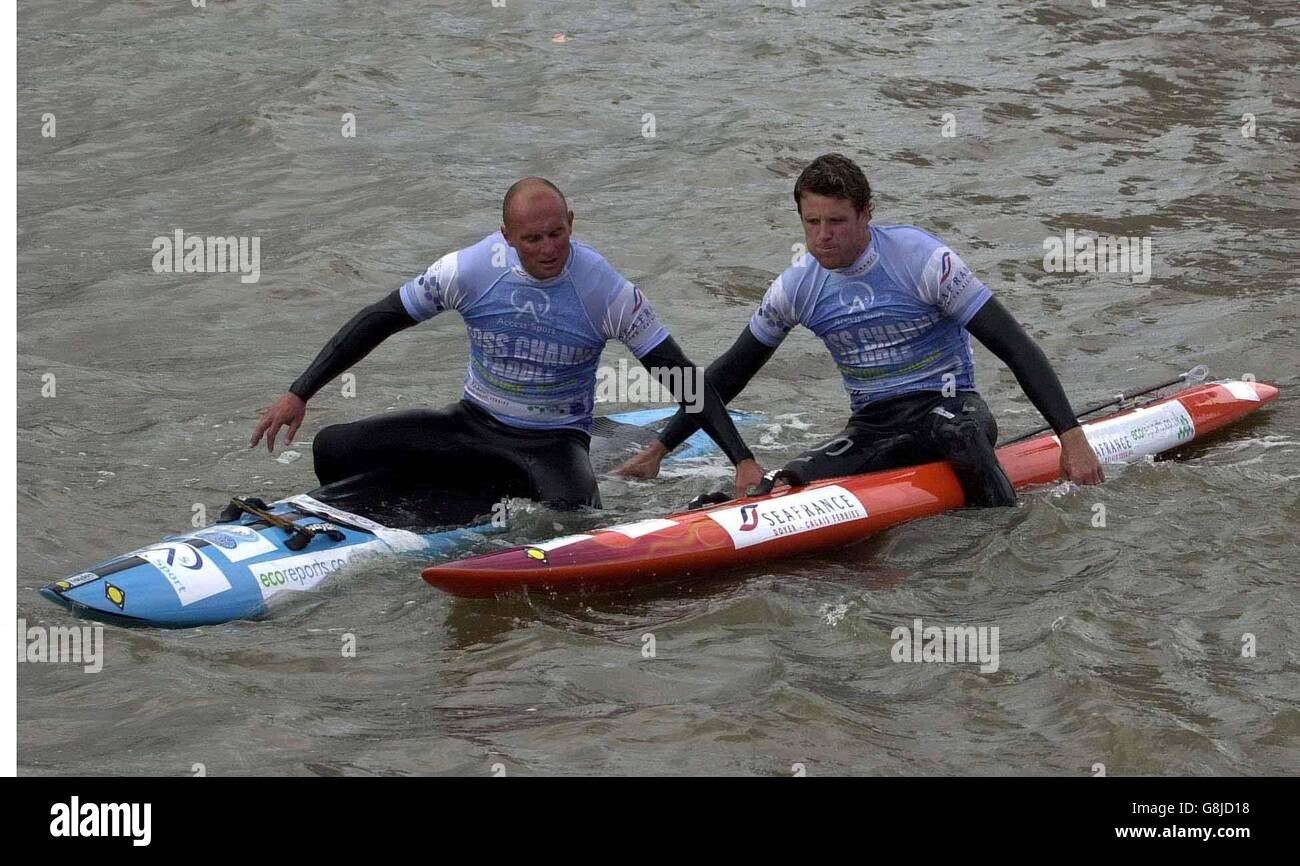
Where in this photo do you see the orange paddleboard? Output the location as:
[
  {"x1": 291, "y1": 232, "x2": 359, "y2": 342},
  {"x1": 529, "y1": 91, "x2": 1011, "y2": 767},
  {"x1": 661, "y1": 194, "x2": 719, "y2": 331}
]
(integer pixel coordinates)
[{"x1": 423, "y1": 380, "x2": 1278, "y2": 597}]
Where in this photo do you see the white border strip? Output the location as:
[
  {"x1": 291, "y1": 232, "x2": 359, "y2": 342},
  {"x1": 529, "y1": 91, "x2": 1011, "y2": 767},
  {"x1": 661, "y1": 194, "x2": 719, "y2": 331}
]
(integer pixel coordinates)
[{"x1": 4, "y1": 0, "x2": 19, "y2": 777}]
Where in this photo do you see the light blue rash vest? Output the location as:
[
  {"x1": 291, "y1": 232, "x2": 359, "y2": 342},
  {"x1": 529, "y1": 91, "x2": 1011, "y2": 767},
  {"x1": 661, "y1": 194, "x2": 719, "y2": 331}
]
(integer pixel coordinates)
[
  {"x1": 749, "y1": 224, "x2": 993, "y2": 411},
  {"x1": 398, "y1": 232, "x2": 669, "y2": 433}
]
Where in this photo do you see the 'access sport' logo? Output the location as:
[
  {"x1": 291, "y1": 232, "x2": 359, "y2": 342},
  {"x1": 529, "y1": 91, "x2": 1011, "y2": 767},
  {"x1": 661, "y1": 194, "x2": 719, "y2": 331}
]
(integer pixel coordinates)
[
  {"x1": 510, "y1": 286, "x2": 550, "y2": 322},
  {"x1": 837, "y1": 283, "x2": 875, "y2": 314}
]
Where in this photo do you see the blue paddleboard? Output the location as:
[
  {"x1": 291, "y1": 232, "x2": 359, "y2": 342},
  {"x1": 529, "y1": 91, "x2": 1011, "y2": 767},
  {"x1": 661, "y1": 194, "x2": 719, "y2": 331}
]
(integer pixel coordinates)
[{"x1": 39, "y1": 407, "x2": 759, "y2": 627}]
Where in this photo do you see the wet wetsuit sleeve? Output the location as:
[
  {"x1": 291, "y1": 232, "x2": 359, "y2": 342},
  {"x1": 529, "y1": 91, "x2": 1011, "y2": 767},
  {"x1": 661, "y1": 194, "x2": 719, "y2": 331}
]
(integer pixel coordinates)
[
  {"x1": 652, "y1": 270, "x2": 789, "y2": 452},
  {"x1": 656, "y1": 325, "x2": 776, "y2": 451},
  {"x1": 965, "y1": 296, "x2": 1080, "y2": 435},
  {"x1": 289, "y1": 289, "x2": 417, "y2": 401},
  {"x1": 638, "y1": 335, "x2": 755, "y2": 465}
]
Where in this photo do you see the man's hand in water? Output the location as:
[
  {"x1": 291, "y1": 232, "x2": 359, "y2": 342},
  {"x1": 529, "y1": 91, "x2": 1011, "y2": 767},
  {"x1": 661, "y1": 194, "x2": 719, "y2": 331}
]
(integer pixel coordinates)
[
  {"x1": 734, "y1": 458, "x2": 765, "y2": 498},
  {"x1": 617, "y1": 443, "x2": 765, "y2": 499},
  {"x1": 615, "y1": 440, "x2": 669, "y2": 480},
  {"x1": 1059, "y1": 426, "x2": 1104, "y2": 485},
  {"x1": 250, "y1": 393, "x2": 307, "y2": 454}
]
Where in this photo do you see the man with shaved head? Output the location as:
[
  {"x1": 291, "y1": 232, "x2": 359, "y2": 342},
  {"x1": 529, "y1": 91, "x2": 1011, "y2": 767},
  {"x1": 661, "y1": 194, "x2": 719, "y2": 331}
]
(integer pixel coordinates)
[{"x1": 251, "y1": 177, "x2": 763, "y2": 510}]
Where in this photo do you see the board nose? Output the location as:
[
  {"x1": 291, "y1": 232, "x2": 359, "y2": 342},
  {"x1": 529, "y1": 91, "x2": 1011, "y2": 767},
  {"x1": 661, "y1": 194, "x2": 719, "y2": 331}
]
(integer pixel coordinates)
[
  {"x1": 38, "y1": 585, "x2": 66, "y2": 607},
  {"x1": 1253, "y1": 382, "x2": 1279, "y2": 403}
]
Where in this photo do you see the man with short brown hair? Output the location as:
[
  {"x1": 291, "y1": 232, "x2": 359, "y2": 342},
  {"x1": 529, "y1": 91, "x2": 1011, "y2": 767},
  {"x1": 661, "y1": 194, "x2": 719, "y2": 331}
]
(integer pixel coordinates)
[{"x1": 617, "y1": 154, "x2": 1102, "y2": 504}]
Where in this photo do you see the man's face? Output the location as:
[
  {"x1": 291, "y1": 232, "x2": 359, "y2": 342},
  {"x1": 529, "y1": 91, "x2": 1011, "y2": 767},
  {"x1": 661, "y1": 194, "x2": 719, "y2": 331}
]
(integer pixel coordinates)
[
  {"x1": 798, "y1": 192, "x2": 871, "y2": 270},
  {"x1": 502, "y1": 192, "x2": 574, "y2": 280}
]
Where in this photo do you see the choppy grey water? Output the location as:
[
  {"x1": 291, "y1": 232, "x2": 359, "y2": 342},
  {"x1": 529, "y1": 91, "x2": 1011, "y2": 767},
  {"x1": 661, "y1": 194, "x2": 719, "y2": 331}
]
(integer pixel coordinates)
[{"x1": 17, "y1": 0, "x2": 1300, "y2": 775}]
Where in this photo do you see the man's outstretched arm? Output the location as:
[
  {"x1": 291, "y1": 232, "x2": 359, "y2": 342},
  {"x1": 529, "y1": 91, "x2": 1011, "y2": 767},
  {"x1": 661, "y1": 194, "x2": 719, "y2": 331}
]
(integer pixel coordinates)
[
  {"x1": 964, "y1": 296, "x2": 1103, "y2": 485},
  {"x1": 634, "y1": 334, "x2": 766, "y2": 497},
  {"x1": 617, "y1": 326, "x2": 776, "y2": 481},
  {"x1": 249, "y1": 289, "x2": 417, "y2": 453}
]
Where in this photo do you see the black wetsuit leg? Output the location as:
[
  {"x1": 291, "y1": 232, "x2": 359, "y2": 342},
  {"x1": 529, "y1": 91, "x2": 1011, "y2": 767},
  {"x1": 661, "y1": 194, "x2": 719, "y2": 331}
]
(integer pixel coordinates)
[
  {"x1": 910, "y1": 392, "x2": 1015, "y2": 507},
  {"x1": 311, "y1": 400, "x2": 600, "y2": 510},
  {"x1": 776, "y1": 392, "x2": 937, "y2": 485},
  {"x1": 772, "y1": 391, "x2": 1015, "y2": 507}
]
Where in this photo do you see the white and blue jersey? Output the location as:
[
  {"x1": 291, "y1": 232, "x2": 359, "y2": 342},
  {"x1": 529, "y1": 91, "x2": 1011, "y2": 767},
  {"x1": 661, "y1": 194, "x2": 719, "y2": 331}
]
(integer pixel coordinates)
[
  {"x1": 398, "y1": 232, "x2": 669, "y2": 433},
  {"x1": 749, "y1": 224, "x2": 992, "y2": 411}
]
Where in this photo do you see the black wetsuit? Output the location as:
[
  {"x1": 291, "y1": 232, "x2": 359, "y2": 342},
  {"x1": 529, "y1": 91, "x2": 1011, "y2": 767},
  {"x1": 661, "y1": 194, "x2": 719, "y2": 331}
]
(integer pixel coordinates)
[
  {"x1": 290, "y1": 288, "x2": 752, "y2": 511},
  {"x1": 657, "y1": 297, "x2": 1079, "y2": 506}
]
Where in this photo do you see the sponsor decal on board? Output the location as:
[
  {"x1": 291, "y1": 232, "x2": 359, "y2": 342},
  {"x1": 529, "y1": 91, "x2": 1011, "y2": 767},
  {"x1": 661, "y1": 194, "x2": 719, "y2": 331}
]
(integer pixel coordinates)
[
  {"x1": 706, "y1": 484, "x2": 868, "y2": 550},
  {"x1": 53, "y1": 572, "x2": 100, "y2": 591},
  {"x1": 189, "y1": 524, "x2": 277, "y2": 562},
  {"x1": 1078, "y1": 400, "x2": 1196, "y2": 463},
  {"x1": 136, "y1": 542, "x2": 233, "y2": 606},
  {"x1": 248, "y1": 541, "x2": 386, "y2": 600}
]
